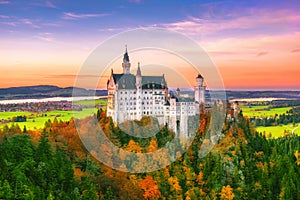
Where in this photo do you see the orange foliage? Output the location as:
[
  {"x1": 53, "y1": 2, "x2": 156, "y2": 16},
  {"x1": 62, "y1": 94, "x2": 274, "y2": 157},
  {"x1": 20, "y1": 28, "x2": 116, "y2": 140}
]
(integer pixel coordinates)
[
  {"x1": 168, "y1": 176, "x2": 182, "y2": 192},
  {"x1": 148, "y1": 139, "x2": 158, "y2": 152},
  {"x1": 74, "y1": 167, "x2": 84, "y2": 177},
  {"x1": 255, "y1": 182, "x2": 262, "y2": 190},
  {"x1": 196, "y1": 171, "x2": 205, "y2": 186},
  {"x1": 139, "y1": 176, "x2": 161, "y2": 200},
  {"x1": 220, "y1": 185, "x2": 235, "y2": 200},
  {"x1": 125, "y1": 139, "x2": 143, "y2": 153}
]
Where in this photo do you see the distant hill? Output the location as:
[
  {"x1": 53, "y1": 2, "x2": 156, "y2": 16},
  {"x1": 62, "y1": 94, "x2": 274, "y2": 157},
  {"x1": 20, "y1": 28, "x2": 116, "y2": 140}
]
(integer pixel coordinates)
[
  {"x1": 1, "y1": 85, "x2": 299, "y2": 100},
  {"x1": 0, "y1": 85, "x2": 107, "y2": 100},
  {"x1": 179, "y1": 89, "x2": 300, "y2": 101}
]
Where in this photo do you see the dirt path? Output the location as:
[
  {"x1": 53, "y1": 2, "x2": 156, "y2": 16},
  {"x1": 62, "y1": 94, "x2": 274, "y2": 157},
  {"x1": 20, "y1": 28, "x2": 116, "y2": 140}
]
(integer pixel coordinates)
[{"x1": 292, "y1": 124, "x2": 300, "y2": 135}]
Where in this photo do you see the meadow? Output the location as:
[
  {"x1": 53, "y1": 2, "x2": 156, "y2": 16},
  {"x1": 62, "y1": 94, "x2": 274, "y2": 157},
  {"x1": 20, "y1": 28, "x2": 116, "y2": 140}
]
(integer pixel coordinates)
[
  {"x1": 73, "y1": 99, "x2": 107, "y2": 106},
  {"x1": 0, "y1": 108, "x2": 97, "y2": 130},
  {"x1": 240, "y1": 105, "x2": 291, "y2": 118},
  {"x1": 256, "y1": 124, "x2": 299, "y2": 138},
  {"x1": 240, "y1": 104, "x2": 299, "y2": 138}
]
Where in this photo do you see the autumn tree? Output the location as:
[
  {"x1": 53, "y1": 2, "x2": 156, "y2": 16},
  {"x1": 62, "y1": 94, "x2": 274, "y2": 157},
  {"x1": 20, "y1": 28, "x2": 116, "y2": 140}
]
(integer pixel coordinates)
[
  {"x1": 139, "y1": 176, "x2": 161, "y2": 200},
  {"x1": 220, "y1": 185, "x2": 234, "y2": 200}
]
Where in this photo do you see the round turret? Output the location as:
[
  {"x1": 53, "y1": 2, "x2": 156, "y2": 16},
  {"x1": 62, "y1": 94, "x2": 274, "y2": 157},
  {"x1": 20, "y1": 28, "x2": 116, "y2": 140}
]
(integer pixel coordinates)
[{"x1": 196, "y1": 74, "x2": 204, "y2": 86}]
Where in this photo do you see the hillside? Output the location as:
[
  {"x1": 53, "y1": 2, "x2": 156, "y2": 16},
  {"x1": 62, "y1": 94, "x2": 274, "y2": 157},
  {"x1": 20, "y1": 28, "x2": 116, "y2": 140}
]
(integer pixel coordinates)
[
  {"x1": 0, "y1": 108, "x2": 299, "y2": 199},
  {"x1": 0, "y1": 85, "x2": 107, "y2": 100},
  {"x1": 1, "y1": 85, "x2": 300, "y2": 101}
]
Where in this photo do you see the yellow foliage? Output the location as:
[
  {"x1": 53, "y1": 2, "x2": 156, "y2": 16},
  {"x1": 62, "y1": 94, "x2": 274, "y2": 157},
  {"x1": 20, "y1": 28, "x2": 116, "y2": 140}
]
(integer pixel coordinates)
[
  {"x1": 168, "y1": 176, "x2": 182, "y2": 192},
  {"x1": 148, "y1": 139, "x2": 158, "y2": 152},
  {"x1": 196, "y1": 171, "x2": 205, "y2": 186},
  {"x1": 220, "y1": 185, "x2": 234, "y2": 200},
  {"x1": 255, "y1": 182, "x2": 262, "y2": 190},
  {"x1": 240, "y1": 160, "x2": 245, "y2": 167},
  {"x1": 254, "y1": 151, "x2": 264, "y2": 160},
  {"x1": 199, "y1": 188, "x2": 206, "y2": 196},
  {"x1": 125, "y1": 139, "x2": 143, "y2": 153}
]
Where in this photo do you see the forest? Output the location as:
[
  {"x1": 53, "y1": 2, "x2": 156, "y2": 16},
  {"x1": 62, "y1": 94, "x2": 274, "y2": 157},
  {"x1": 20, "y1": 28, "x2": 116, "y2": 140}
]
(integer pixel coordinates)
[{"x1": 0, "y1": 106, "x2": 299, "y2": 199}]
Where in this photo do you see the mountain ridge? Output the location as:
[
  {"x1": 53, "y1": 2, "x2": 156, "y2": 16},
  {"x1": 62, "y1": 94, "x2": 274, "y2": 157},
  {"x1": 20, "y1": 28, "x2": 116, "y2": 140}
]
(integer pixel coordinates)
[
  {"x1": 0, "y1": 85, "x2": 299, "y2": 100},
  {"x1": 0, "y1": 85, "x2": 107, "y2": 100}
]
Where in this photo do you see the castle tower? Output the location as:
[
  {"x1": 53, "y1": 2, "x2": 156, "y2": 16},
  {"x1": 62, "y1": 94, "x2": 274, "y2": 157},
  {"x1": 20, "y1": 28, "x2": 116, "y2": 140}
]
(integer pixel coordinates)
[
  {"x1": 122, "y1": 45, "x2": 131, "y2": 74},
  {"x1": 233, "y1": 101, "x2": 240, "y2": 118},
  {"x1": 136, "y1": 62, "x2": 142, "y2": 87},
  {"x1": 136, "y1": 62, "x2": 142, "y2": 119},
  {"x1": 194, "y1": 74, "x2": 205, "y2": 104},
  {"x1": 176, "y1": 88, "x2": 180, "y2": 97}
]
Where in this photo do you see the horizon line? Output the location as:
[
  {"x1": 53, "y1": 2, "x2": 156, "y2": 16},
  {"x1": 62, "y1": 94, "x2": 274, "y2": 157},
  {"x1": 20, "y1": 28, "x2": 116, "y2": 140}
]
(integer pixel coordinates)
[{"x1": 1, "y1": 84, "x2": 300, "y2": 92}]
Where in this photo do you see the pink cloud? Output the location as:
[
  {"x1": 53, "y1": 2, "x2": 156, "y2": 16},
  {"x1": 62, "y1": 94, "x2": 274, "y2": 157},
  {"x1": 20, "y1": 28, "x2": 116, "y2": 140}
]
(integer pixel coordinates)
[
  {"x1": 63, "y1": 12, "x2": 111, "y2": 20},
  {"x1": 256, "y1": 51, "x2": 268, "y2": 57},
  {"x1": 45, "y1": 1, "x2": 57, "y2": 8},
  {"x1": 0, "y1": 15, "x2": 9, "y2": 19},
  {"x1": 291, "y1": 49, "x2": 300, "y2": 53},
  {"x1": 161, "y1": 9, "x2": 300, "y2": 36},
  {"x1": 0, "y1": 0, "x2": 11, "y2": 5},
  {"x1": 19, "y1": 18, "x2": 40, "y2": 28}
]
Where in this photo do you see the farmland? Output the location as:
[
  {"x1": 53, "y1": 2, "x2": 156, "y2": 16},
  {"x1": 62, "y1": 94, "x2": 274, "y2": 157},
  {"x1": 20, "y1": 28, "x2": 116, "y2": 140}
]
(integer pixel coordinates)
[
  {"x1": 256, "y1": 124, "x2": 299, "y2": 138},
  {"x1": 240, "y1": 103, "x2": 300, "y2": 138},
  {"x1": 0, "y1": 108, "x2": 98, "y2": 130},
  {"x1": 0, "y1": 98, "x2": 107, "y2": 130},
  {"x1": 240, "y1": 105, "x2": 291, "y2": 118}
]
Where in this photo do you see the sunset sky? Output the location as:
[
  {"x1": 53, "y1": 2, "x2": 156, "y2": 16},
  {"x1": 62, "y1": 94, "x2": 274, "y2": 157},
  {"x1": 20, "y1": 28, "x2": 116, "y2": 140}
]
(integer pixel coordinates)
[{"x1": 0, "y1": 0, "x2": 299, "y2": 90}]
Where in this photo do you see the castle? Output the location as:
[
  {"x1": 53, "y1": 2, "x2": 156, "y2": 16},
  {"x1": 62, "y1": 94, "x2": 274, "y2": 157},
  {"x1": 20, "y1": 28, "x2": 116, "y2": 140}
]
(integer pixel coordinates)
[{"x1": 107, "y1": 47, "x2": 206, "y2": 139}]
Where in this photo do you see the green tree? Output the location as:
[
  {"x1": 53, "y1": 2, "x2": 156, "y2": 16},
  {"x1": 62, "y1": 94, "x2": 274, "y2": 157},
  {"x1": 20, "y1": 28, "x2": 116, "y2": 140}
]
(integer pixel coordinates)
[{"x1": 0, "y1": 180, "x2": 14, "y2": 199}]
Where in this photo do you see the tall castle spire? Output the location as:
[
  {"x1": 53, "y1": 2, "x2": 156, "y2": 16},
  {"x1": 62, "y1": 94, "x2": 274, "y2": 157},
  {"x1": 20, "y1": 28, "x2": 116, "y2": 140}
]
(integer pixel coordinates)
[
  {"x1": 136, "y1": 62, "x2": 141, "y2": 76},
  {"x1": 122, "y1": 45, "x2": 131, "y2": 74}
]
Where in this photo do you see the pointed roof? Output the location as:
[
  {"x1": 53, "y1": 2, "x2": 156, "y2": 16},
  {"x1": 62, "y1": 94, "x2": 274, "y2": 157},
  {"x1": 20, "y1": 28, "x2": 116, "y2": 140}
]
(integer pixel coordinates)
[
  {"x1": 136, "y1": 62, "x2": 142, "y2": 76},
  {"x1": 123, "y1": 45, "x2": 130, "y2": 62},
  {"x1": 196, "y1": 74, "x2": 203, "y2": 79}
]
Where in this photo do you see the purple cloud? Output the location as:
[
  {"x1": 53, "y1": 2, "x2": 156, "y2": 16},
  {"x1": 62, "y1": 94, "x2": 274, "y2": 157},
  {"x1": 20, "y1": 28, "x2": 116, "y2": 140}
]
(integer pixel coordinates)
[
  {"x1": 0, "y1": 0, "x2": 11, "y2": 4},
  {"x1": 62, "y1": 12, "x2": 111, "y2": 20}
]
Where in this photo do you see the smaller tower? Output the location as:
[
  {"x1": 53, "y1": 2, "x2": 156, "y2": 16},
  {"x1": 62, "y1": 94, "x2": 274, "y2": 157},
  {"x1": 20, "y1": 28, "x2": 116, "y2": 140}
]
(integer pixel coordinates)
[
  {"x1": 136, "y1": 62, "x2": 142, "y2": 88},
  {"x1": 136, "y1": 62, "x2": 143, "y2": 120},
  {"x1": 194, "y1": 74, "x2": 205, "y2": 104},
  {"x1": 122, "y1": 45, "x2": 131, "y2": 74},
  {"x1": 196, "y1": 74, "x2": 204, "y2": 86},
  {"x1": 233, "y1": 101, "x2": 240, "y2": 118},
  {"x1": 176, "y1": 88, "x2": 180, "y2": 97}
]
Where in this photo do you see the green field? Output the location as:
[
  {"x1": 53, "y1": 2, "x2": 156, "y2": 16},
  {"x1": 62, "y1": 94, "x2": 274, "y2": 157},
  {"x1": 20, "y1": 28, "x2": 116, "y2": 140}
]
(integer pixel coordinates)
[
  {"x1": 256, "y1": 124, "x2": 299, "y2": 138},
  {"x1": 73, "y1": 99, "x2": 107, "y2": 106},
  {"x1": 0, "y1": 108, "x2": 97, "y2": 130},
  {"x1": 241, "y1": 105, "x2": 291, "y2": 118},
  {"x1": 240, "y1": 105, "x2": 299, "y2": 138}
]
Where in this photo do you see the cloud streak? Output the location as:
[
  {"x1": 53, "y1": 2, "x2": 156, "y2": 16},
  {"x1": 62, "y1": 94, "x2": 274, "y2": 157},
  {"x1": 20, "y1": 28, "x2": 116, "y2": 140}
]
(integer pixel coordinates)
[
  {"x1": 256, "y1": 51, "x2": 268, "y2": 57},
  {"x1": 34, "y1": 32, "x2": 55, "y2": 42},
  {"x1": 0, "y1": 0, "x2": 11, "y2": 4},
  {"x1": 19, "y1": 18, "x2": 40, "y2": 28},
  {"x1": 161, "y1": 9, "x2": 300, "y2": 36},
  {"x1": 0, "y1": 15, "x2": 10, "y2": 19},
  {"x1": 62, "y1": 12, "x2": 111, "y2": 20},
  {"x1": 45, "y1": 1, "x2": 57, "y2": 8},
  {"x1": 291, "y1": 49, "x2": 300, "y2": 53}
]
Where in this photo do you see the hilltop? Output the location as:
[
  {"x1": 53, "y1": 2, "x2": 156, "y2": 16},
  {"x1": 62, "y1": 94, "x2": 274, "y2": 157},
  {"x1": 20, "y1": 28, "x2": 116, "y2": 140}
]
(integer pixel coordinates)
[
  {"x1": 1, "y1": 85, "x2": 300, "y2": 101},
  {"x1": 0, "y1": 85, "x2": 107, "y2": 100}
]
